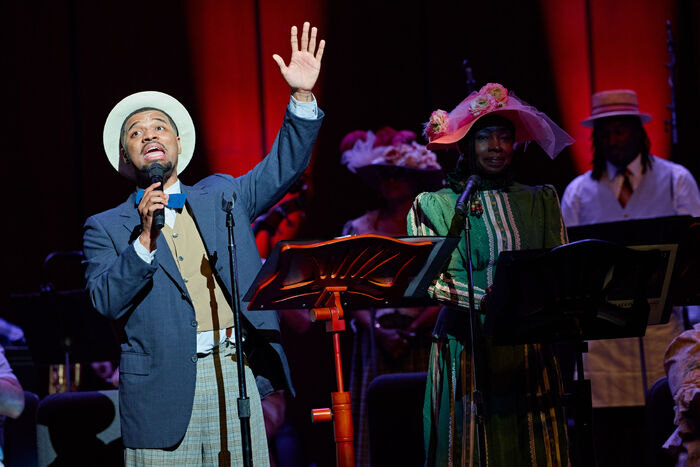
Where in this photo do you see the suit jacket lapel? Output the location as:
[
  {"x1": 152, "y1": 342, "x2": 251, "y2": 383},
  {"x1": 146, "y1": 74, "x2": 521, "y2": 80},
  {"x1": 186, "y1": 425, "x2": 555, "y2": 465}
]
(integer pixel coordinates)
[{"x1": 119, "y1": 193, "x2": 142, "y2": 240}]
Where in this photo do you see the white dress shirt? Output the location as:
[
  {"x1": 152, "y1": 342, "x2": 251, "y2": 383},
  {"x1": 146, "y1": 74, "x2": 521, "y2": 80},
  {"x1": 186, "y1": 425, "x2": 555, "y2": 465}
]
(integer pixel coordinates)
[
  {"x1": 562, "y1": 154, "x2": 700, "y2": 226},
  {"x1": 602, "y1": 154, "x2": 643, "y2": 199}
]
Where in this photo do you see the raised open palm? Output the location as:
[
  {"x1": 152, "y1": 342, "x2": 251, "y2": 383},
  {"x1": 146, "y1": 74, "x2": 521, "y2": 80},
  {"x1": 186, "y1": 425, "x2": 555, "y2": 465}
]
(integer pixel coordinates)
[{"x1": 273, "y1": 22, "x2": 325, "y2": 98}]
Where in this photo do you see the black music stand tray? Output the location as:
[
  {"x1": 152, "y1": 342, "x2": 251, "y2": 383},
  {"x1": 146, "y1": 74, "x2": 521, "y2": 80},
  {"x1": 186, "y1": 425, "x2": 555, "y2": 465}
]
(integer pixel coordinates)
[
  {"x1": 484, "y1": 239, "x2": 666, "y2": 467},
  {"x1": 243, "y1": 234, "x2": 457, "y2": 466},
  {"x1": 567, "y1": 215, "x2": 699, "y2": 310}
]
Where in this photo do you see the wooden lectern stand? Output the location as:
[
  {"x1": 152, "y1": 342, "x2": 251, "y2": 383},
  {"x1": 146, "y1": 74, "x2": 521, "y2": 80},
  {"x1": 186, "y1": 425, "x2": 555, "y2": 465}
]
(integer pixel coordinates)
[{"x1": 244, "y1": 234, "x2": 457, "y2": 466}]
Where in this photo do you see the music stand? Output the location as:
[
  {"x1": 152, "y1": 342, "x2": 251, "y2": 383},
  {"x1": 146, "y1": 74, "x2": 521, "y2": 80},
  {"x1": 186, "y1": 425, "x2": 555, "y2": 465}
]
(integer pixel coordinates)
[
  {"x1": 567, "y1": 215, "x2": 697, "y2": 314},
  {"x1": 484, "y1": 239, "x2": 665, "y2": 467},
  {"x1": 674, "y1": 218, "x2": 700, "y2": 306},
  {"x1": 244, "y1": 234, "x2": 457, "y2": 466},
  {"x1": 9, "y1": 289, "x2": 120, "y2": 391}
]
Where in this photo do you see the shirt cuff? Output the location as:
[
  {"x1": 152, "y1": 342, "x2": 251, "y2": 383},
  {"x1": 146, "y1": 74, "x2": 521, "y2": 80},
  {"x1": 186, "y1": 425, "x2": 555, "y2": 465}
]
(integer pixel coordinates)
[
  {"x1": 288, "y1": 94, "x2": 318, "y2": 120},
  {"x1": 133, "y1": 240, "x2": 156, "y2": 264}
]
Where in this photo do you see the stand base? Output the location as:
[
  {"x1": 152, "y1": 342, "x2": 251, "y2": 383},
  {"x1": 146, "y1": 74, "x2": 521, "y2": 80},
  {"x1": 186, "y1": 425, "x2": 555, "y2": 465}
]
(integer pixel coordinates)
[{"x1": 331, "y1": 391, "x2": 354, "y2": 467}]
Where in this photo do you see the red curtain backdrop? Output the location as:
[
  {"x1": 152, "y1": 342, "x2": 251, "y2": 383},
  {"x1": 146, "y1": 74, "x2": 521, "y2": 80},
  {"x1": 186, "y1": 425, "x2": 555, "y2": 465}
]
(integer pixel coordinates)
[
  {"x1": 186, "y1": 0, "x2": 326, "y2": 177},
  {"x1": 539, "y1": 0, "x2": 591, "y2": 175},
  {"x1": 541, "y1": 0, "x2": 677, "y2": 175}
]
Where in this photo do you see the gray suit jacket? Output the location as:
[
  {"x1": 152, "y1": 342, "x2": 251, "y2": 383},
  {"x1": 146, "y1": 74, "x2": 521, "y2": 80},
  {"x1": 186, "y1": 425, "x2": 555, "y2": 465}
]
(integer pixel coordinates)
[{"x1": 83, "y1": 109, "x2": 323, "y2": 448}]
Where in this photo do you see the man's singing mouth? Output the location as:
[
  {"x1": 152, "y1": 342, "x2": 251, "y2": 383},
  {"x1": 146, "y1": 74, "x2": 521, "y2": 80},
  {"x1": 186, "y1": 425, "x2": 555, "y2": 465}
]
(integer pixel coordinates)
[{"x1": 143, "y1": 144, "x2": 165, "y2": 161}]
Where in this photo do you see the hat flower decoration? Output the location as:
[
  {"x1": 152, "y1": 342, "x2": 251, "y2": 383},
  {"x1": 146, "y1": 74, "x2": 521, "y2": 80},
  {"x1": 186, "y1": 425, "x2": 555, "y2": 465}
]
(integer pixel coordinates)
[
  {"x1": 340, "y1": 127, "x2": 443, "y2": 188},
  {"x1": 424, "y1": 82, "x2": 574, "y2": 159}
]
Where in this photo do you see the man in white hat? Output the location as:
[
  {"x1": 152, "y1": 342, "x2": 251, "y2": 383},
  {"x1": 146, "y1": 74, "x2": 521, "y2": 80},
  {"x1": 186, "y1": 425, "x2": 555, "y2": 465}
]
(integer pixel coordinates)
[
  {"x1": 561, "y1": 89, "x2": 700, "y2": 466},
  {"x1": 83, "y1": 22, "x2": 324, "y2": 465}
]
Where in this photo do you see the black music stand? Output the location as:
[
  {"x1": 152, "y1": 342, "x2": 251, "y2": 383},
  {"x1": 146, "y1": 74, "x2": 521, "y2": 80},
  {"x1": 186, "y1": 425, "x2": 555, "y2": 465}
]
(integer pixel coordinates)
[
  {"x1": 567, "y1": 215, "x2": 698, "y2": 311},
  {"x1": 9, "y1": 289, "x2": 120, "y2": 391},
  {"x1": 484, "y1": 239, "x2": 666, "y2": 467},
  {"x1": 243, "y1": 234, "x2": 457, "y2": 466}
]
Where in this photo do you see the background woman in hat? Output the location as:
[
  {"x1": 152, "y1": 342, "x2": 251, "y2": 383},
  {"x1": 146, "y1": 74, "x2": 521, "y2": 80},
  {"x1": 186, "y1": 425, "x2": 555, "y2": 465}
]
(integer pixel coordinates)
[
  {"x1": 408, "y1": 83, "x2": 574, "y2": 466},
  {"x1": 340, "y1": 127, "x2": 443, "y2": 465}
]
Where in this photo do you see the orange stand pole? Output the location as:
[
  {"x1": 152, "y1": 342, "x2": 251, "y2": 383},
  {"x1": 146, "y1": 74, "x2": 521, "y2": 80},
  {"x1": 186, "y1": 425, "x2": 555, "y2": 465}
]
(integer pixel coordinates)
[{"x1": 310, "y1": 287, "x2": 355, "y2": 467}]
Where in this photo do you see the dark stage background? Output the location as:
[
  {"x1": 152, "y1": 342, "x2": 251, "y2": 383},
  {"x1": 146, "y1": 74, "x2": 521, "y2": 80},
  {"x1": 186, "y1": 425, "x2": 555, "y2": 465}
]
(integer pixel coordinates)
[{"x1": 4, "y1": 0, "x2": 700, "y2": 465}]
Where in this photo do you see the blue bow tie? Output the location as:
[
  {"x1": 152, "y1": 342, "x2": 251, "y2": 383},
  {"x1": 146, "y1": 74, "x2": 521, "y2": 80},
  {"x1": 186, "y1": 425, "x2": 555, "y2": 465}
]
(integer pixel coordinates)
[{"x1": 135, "y1": 189, "x2": 187, "y2": 209}]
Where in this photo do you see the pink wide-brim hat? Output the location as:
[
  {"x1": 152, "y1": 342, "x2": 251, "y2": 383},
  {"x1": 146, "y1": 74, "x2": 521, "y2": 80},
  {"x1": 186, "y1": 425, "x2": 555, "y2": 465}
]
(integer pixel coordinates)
[
  {"x1": 425, "y1": 86, "x2": 574, "y2": 159},
  {"x1": 581, "y1": 89, "x2": 652, "y2": 127}
]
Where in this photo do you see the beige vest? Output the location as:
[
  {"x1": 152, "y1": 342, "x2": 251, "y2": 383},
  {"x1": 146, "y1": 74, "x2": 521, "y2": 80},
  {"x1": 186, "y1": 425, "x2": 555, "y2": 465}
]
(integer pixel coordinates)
[{"x1": 162, "y1": 206, "x2": 234, "y2": 332}]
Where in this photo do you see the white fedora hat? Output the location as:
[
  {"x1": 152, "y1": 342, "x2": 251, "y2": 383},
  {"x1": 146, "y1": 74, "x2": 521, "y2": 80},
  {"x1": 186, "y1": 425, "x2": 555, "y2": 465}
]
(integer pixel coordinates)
[{"x1": 102, "y1": 91, "x2": 196, "y2": 174}]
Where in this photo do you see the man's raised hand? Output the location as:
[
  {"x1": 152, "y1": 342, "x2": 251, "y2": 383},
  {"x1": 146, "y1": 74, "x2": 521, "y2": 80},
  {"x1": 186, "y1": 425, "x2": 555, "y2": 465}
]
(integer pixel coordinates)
[{"x1": 272, "y1": 22, "x2": 325, "y2": 102}]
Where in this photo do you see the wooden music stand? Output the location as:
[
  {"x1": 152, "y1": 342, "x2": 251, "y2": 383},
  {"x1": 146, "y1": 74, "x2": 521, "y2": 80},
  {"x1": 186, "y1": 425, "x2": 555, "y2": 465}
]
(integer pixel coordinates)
[{"x1": 244, "y1": 234, "x2": 457, "y2": 466}]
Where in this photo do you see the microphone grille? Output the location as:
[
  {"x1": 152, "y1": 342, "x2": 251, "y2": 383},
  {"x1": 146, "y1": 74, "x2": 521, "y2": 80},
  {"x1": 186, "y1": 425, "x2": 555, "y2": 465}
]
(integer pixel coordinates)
[
  {"x1": 468, "y1": 174, "x2": 482, "y2": 187},
  {"x1": 148, "y1": 163, "x2": 166, "y2": 179}
]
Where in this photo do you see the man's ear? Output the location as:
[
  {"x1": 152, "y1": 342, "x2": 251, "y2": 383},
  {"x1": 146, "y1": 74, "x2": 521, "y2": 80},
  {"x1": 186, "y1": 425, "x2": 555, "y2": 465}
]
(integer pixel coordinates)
[
  {"x1": 177, "y1": 136, "x2": 182, "y2": 155},
  {"x1": 120, "y1": 146, "x2": 130, "y2": 164}
]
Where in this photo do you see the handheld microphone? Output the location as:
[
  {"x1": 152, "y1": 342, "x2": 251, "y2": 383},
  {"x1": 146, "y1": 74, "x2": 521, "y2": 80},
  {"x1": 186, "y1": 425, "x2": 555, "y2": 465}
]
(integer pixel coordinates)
[
  {"x1": 148, "y1": 163, "x2": 166, "y2": 230},
  {"x1": 455, "y1": 175, "x2": 482, "y2": 217}
]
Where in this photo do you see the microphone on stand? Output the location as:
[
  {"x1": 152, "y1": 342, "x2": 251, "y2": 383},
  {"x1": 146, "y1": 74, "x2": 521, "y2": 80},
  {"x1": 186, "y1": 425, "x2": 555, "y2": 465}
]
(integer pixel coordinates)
[
  {"x1": 148, "y1": 163, "x2": 166, "y2": 230},
  {"x1": 221, "y1": 192, "x2": 237, "y2": 214},
  {"x1": 455, "y1": 175, "x2": 482, "y2": 217}
]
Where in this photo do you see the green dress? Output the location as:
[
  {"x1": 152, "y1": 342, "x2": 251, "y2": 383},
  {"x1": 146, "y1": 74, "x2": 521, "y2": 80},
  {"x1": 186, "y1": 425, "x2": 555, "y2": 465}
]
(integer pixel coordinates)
[{"x1": 407, "y1": 182, "x2": 570, "y2": 467}]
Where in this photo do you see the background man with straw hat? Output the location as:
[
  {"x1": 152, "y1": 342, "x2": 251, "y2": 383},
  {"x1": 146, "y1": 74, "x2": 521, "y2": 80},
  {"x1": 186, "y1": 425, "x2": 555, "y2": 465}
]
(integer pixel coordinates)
[
  {"x1": 562, "y1": 89, "x2": 699, "y2": 225},
  {"x1": 561, "y1": 88, "x2": 700, "y2": 466}
]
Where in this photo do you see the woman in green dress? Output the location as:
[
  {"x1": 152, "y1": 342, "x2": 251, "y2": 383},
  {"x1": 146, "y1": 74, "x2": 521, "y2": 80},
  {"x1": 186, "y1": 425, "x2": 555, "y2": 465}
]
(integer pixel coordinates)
[{"x1": 407, "y1": 83, "x2": 575, "y2": 466}]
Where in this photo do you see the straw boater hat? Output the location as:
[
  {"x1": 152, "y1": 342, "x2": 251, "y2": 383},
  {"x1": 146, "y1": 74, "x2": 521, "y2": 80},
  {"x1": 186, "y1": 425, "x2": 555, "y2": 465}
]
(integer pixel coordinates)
[
  {"x1": 424, "y1": 83, "x2": 573, "y2": 159},
  {"x1": 102, "y1": 91, "x2": 196, "y2": 175},
  {"x1": 340, "y1": 127, "x2": 443, "y2": 189},
  {"x1": 581, "y1": 89, "x2": 652, "y2": 127}
]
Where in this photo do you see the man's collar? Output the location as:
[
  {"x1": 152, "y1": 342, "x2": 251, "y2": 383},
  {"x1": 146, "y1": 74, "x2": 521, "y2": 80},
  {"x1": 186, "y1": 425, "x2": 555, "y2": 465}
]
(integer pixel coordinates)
[
  {"x1": 606, "y1": 154, "x2": 642, "y2": 180},
  {"x1": 164, "y1": 179, "x2": 182, "y2": 194},
  {"x1": 133, "y1": 178, "x2": 181, "y2": 194}
]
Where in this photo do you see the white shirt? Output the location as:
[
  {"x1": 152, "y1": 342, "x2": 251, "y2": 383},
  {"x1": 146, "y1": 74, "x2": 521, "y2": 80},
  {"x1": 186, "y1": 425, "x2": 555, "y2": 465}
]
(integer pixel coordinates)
[
  {"x1": 133, "y1": 95, "x2": 318, "y2": 353},
  {"x1": 603, "y1": 154, "x2": 644, "y2": 199},
  {"x1": 561, "y1": 154, "x2": 700, "y2": 226}
]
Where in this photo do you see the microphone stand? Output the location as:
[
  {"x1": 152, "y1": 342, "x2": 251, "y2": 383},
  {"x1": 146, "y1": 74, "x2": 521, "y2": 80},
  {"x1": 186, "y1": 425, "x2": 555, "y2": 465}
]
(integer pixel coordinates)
[
  {"x1": 222, "y1": 196, "x2": 253, "y2": 467},
  {"x1": 665, "y1": 20, "x2": 679, "y2": 157},
  {"x1": 451, "y1": 207, "x2": 487, "y2": 467}
]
